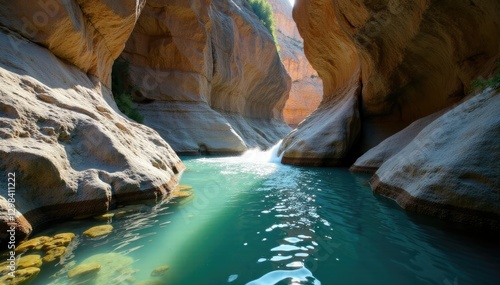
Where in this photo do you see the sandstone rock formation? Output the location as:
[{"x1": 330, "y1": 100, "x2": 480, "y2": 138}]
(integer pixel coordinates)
[
  {"x1": 279, "y1": 0, "x2": 500, "y2": 165},
  {"x1": 371, "y1": 89, "x2": 500, "y2": 229},
  {"x1": 0, "y1": 0, "x2": 147, "y2": 87},
  {"x1": 269, "y1": 0, "x2": 323, "y2": 127},
  {"x1": 0, "y1": 0, "x2": 183, "y2": 246},
  {"x1": 121, "y1": 0, "x2": 291, "y2": 154},
  {"x1": 350, "y1": 108, "x2": 447, "y2": 173}
]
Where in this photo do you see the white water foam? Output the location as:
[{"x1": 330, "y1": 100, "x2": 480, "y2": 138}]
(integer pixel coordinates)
[{"x1": 239, "y1": 140, "x2": 284, "y2": 163}]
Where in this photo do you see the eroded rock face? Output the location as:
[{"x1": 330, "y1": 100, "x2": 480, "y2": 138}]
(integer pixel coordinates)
[
  {"x1": 371, "y1": 89, "x2": 500, "y2": 229},
  {"x1": 0, "y1": 1, "x2": 183, "y2": 245},
  {"x1": 269, "y1": 0, "x2": 323, "y2": 127},
  {"x1": 0, "y1": 0, "x2": 146, "y2": 86},
  {"x1": 121, "y1": 0, "x2": 291, "y2": 154},
  {"x1": 280, "y1": 0, "x2": 500, "y2": 165}
]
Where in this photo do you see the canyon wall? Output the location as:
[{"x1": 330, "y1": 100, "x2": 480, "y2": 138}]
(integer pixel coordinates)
[
  {"x1": 269, "y1": 0, "x2": 323, "y2": 127},
  {"x1": 280, "y1": 0, "x2": 500, "y2": 165},
  {"x1": 121, "y1": 0, "x2": 291, "y2": 154},
  {"x1": 0, "y1": 0, "x2": 183, "y2": 244},
  {"x1": 285, "y1": 0, "x2": 500, "y2": 228}
]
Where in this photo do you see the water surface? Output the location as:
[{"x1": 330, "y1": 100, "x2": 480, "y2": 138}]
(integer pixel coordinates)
[{"x1": 12, "y1": 148, "x2": 500, "y2": 284}]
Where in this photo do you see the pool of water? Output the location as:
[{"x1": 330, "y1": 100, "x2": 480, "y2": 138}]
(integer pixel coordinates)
[{"x1": 8, "y1": 148, "x2": 500, "y2": 284}]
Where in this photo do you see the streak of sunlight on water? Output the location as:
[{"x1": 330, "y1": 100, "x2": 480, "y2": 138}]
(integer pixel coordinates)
[{"x1": 17, "y1": 141, "x2": 500, "y2": 285}]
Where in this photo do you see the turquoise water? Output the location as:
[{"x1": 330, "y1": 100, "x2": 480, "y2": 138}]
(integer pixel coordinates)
[{"x1": 9, "y1": 150, "x2": 500, "y2": 284}]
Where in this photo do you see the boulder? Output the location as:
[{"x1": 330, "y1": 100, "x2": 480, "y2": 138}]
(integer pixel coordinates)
[
  {"x1": 0, "y1": 267, "x2": 40, "y2": 284},
  {"x1": 43, "y1": 246, "x2": 66, "y2": 262},
  {"x1": 371, "y1": 89, "x2": 500, "y2": 229},
  {"x1": 83, "y1": 225, "x2": 113, "y2": 238},
  {"x1": 68, "y1": 263, "x2": 101, "y2": 278},
  {"x1": 0, "y1": 1, "x2": 184, "y2": 246},
  {"x1": 150, "y1": 265, "x2": 170, "y2": 277},
  {"x1": 17, "y1": 254, "x2": 42, "y2": 268},
  {"x1": 351, "y1": 109, "x2": 447, "y2": 173}
]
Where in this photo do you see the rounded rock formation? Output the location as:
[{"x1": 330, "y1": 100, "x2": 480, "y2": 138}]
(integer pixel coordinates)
[
  {"x1": 121, "y1": 0, "x2": 291, "y2": 154},
  {"x1": 280, "y1": 0, "x2": 500, "y2": 165},
  {"x1": 0, "y1": 0, "x2": 184, "y2": 247}
]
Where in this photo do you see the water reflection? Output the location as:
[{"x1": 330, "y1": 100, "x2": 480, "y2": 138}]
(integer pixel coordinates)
[{"x1": 15, "y1": 153, "x2": 500, "y2": 285}]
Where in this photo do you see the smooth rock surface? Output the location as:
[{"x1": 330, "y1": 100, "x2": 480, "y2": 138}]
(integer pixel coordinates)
[
  {"x1": 83, "y1": 225, "x2": 113, "y2": 238},
  {"x1": 280, "y1": 69, "x2": 361, "y2": 166},
  {"x1": 280, "y1": 0, "x2": 500, "y2": 164},
  {"x1": 150, "y1": 265, "x2": 170, "y2": 277},
  {"x1": 0, "y1": 0, "x2": 146, "y2": 86},
  {"x1": 0, "y1": 6, "x2": 183, "y2": 246},
  {"x1": 371, "y1": 89, "x2": 500, "y2": 229},
  {"x1": 351, "y1": 109, "x2": 447, "y2": 173},
  {"x1": 65, "y1": 253, "x2": 134, "y2": 285},
  {"x1": 121, "y1": 0, "x2": 291, "y2": 154},
  {"x1": 269, "y1": 0, "x2": 323, "y2": 127},
  {"x1": 68, "y1": 263, "x2": 101, "y2": 278}
]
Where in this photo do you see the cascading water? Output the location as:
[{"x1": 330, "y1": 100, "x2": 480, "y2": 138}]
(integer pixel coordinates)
[{"x1": 239, "y1": 140, "x2": 284, "y2": 163}]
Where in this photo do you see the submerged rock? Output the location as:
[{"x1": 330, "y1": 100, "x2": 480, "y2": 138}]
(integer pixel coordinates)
[
  {"x1": 17, "y1": 254, "x2": 42, "y2": 268},
  {"x1": 174, "y1": 185, "x2": 193, "y2": 192},
  {"x1": 15, "y1": 236, "x2": 52, "y2": 253},
  {"x1": 43, "y1": 246, "x2": 67, "y2": 263},
  {"x1": 0, "y1": 0, "x2": 184, "y2": 246},
  {"x1": 0, "y1": 267, "x2": 40, "y2": 284},
  {"x1": 83, "y1": 225, "x2": 113, "y2": 238},
  {"x1": 77, "y1": 253, "x2": 135, "y2": 285},
  {"x1": 135, "y1": 280, "x2": 166, "y2": 285},
  {"x1": 68, "y1": 263, "x2": 101, "y2": 278},
  {"x1": 93, "y1": 213, "x2": 115, "y2": 221},
  {"x1": 171, "y1": 191, "x2": 194, "y2": 199},
  {"x1": 150, "y1": 265, "x2": 170, "y2": 277},
  {"x1": 41, "y1": 233, "x2": 75, "y2": 250}
]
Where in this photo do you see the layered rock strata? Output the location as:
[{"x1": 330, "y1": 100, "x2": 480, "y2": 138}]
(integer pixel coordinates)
[
  {"x1": 269, "y1": 0, "x2": 323, "y2": 127},
  {"x1": 0, "y1": 0, "x2": 183, "y2": 245},
  {"x1": 280, "y1": 0, "x2": 500, "y2": 165},
  {"x1": 121, "y1": 0, "x2": 291, "y2": 154}
]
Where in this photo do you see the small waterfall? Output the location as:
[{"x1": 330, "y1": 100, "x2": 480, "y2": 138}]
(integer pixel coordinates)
[{"x1": 240, "y1": 140, "x2": 284, "y2": 163}]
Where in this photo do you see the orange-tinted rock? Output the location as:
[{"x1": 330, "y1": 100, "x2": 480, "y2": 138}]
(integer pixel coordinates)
[
  {"x1": 121, "y1": 0, "x2": 291, "y2": 154},
  {"x1": 280, "y1": 70, "x2": 361, "y2": 166},
  {"x1": 0, "y1": 1, "x2": 184, "y2": 247},
  {"x1": 280, "y1": 0, "x2": 500, "y2": 165},
  {"x1": 0, "y1": 0, "x2": 146, "y2": 86},
  {"x1": 269, "y1": 0, "x2": 322, "y2": 126}
]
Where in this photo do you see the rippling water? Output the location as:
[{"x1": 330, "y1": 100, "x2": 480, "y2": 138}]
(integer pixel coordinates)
[{"x1": 16, "y1": 148, "x2": 500, "y2": 284}]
